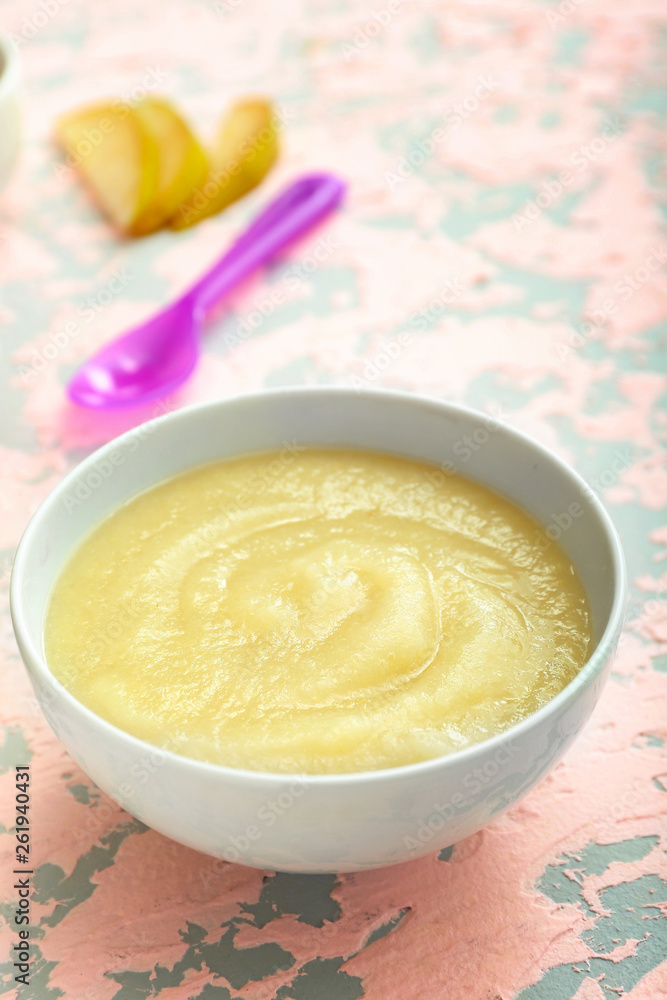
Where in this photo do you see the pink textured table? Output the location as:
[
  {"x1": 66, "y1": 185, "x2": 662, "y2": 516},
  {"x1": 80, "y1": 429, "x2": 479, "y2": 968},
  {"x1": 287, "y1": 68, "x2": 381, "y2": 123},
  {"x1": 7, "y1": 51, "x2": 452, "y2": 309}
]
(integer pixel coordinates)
[{"x1": 1, "y1": 2, "x2": 666, "y2": 998}]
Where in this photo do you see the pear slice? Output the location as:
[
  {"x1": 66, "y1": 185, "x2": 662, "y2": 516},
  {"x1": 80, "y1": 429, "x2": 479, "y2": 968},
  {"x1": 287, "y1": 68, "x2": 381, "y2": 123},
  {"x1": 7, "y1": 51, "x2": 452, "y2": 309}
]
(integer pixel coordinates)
[
  {"x1": 132, "y1": 98, "x2": 209, "y2": 236},
  {"x1": 55, "y1": 102, "x2": 160, "y2": 235},
  {"x1": 170, "y1": 99, "x2": 279, "y2": 230}
]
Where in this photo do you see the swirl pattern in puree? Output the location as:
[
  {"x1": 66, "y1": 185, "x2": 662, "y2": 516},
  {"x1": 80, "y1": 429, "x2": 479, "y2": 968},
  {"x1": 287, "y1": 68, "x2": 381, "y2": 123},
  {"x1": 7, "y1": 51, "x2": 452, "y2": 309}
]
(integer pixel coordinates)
[{"x1": 45, "y1": 448, "x2": 592, "y2": 773}]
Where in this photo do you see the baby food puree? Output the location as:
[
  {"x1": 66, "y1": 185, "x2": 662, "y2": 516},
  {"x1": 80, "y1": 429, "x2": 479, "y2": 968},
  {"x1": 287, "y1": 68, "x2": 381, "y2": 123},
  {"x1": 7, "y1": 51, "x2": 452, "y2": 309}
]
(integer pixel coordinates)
[{"x1": 45, "y1": 448, "x2": 591, "y2": 773}]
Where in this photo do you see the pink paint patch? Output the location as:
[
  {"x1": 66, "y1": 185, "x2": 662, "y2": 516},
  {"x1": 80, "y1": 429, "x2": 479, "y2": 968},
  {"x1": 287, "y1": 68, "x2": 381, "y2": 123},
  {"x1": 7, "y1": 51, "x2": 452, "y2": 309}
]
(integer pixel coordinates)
[{"x1": 1, "y1": 0, "x2": 666, "y2": 997}]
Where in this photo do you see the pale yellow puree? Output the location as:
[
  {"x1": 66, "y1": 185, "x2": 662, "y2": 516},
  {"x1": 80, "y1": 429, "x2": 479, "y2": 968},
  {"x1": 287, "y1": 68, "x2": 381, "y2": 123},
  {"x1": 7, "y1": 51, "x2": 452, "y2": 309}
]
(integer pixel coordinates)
[{"x1": 45, "y1": 448, "x2": 592, "y2": 773}]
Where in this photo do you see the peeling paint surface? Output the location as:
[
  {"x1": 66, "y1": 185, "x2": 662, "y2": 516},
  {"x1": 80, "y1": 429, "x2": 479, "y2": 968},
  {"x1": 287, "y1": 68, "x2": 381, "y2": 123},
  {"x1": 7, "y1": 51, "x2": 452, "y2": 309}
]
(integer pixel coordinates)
[{"x1": 1, "y1": 1, "x2": 666, "y2": 998}]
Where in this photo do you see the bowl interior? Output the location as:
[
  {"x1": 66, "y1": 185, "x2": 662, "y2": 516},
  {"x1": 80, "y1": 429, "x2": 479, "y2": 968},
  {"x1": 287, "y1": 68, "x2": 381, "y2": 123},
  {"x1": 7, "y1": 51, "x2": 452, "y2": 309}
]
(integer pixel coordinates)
[{"x1": 13, "y1": 389, "x2": 623, "y2": 685}]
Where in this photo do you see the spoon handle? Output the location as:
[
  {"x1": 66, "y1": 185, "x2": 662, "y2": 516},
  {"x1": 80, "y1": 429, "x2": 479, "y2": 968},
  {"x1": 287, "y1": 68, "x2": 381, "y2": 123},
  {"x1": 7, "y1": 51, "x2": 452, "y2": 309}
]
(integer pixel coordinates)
[{"x1": 189, "y1": 173, "x2": 346, "y2": 316}]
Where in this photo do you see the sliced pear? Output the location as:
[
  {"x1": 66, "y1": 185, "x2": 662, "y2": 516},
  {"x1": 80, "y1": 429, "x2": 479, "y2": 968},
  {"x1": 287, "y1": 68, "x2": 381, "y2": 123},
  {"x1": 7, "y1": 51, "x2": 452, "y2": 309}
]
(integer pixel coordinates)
[
  {"x1": 55, "y1": 102, "x2": 159, "y2": 235},
  {"x1": 170, "y1": 99, "x2": 279, "y2": 230},
  {"x1": 132, "y1": 98, "x2": 209, "y2": 236}
]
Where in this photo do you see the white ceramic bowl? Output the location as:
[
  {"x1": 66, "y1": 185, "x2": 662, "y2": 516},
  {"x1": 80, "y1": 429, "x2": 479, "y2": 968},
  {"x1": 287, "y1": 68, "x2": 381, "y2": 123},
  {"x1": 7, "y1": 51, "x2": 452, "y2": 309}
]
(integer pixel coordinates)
[
  {"x1": 10, "y1": 388, "x2": 626, "y2": 872},
  {"x1": 0, "y1": 36, "x2": 20, "y2": 192}
]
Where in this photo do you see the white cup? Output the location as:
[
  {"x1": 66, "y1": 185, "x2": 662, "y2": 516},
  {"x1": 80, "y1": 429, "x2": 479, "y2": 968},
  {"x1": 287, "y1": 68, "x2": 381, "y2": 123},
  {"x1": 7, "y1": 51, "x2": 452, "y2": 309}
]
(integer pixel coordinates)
[{"x1": 0, "y1": 35, "x2": 20, "y2": 192}]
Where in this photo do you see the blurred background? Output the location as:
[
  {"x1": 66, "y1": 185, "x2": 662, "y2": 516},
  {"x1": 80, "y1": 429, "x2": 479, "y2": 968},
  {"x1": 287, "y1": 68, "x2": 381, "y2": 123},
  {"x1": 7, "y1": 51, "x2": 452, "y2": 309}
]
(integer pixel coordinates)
[{"x1": 1, "y1": 2, "x2": 666, "y2": 998}]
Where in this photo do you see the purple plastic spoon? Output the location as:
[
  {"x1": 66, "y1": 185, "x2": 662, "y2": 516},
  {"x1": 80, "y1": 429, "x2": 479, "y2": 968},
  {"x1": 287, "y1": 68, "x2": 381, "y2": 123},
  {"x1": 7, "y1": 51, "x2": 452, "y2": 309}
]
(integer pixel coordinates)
[{"x1": 67, "y1": 173, "x2": 346, "y2": 409}]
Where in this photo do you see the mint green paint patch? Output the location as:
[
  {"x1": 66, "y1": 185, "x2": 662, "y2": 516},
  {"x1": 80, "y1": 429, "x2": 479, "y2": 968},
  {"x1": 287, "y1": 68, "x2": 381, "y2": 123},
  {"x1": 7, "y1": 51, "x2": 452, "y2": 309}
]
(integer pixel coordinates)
[
  {"x1": 363, "y1": 907, "x2": 410, "y2": 947},
  {"x1": 527, "y1": 842, "x2": 666, "y2": 998},
  {"x1": 554, "y1": 27, "x2": 589, "y2": 67},
  {"x1": 0, "y1": 726, "x2": 32, "y2": 773},
  {"x1": 561, "y1": 372, "x2": 625, "y2": 420},
  {"x1": 567, "y1": 836, "x2": 658, "y2": 877},
  {"x1": 179, "y1": 921, "x2": 207, "y2": 945},
  {"x1": 105, "y1": 969, "x2": 154, "y2": 1000},
  {"x1": 239, "y1": 873, "x2": 342, "y2": 929},
  {"x1": 516, "y1": 960, "x2": 584, "y2": 999},
  {"x1": 34, "y1": 819, "x2": 148, "y2": 928},
  {"x1": 652, "y1": 654, "x2": 667, "y2": 673},
  {"x1": 274, "y1": 958, "x2": 363, "y2": 1000},
  {"x1": 0, "y1": 943, "x2": 63, "y2": 1000},
  {"x1": 625, "y1": 87, "x2": 667, "y2": 115},
  {"x1": 547, "y1": 182, "x2": 595, "y2": 226},
  {"x1": 596, "y1": 331, "x2": 667, "y2": 396},
  {"x1": 107, "y1": 921, "x2": 295, "y2": 998},
  {"x1": 105, "y1": 871, "x2": 402, "y2": 997},
  {"x1": 652, "y1": 776, "x2": 666, "y2": 792},
  {"x1": 494, "y1": 105, "x2": 519, "y2": 124},
  {"x1": 466, "y1": 371, "x2": 565, "y2": 418},
  {"x1": 442, "y1": 182, "x2": 536, "y2": 239},
  {"x1": 194, "y1": 925, "x2": 295, "y2": 988},
  {"x1": 107, "y1": 871, "x2": 343, "y2": 996},
  {"x1": 377, "y1": 109, "x2": 446, "y2": 157},
  {"x1": 188, "y1": 985, "x2": 233, "y2": 1000},
  {"x1": 519, "y1": 874, "x2": 667, "y2": 999},
  {"x1": 466, "y1": 372, "x2": 541, "y2": 413},
  {"x1": 408, "y1": 16, "x2": 442, "y2": 62},
  {"x1": 640, "y1": 149, "x2": 665, "y2": 190},
  {"x1": 375, "y1": 120, "x2": 406, "y2": 155},
  {"x1": 275, "y1": 901, "x2": 412, "y2": 1000},
  {"x1": 0, "y1": 902, "x2": 45, "y2": 941},
  {"x1": 540, "y1": 109, "x2": 561, "y2": 128},
  {"x1": 530, "y1": 373, "x2": 563, "y2": 395},
  {"x1": 582, "y1": 874, "x2": 666, "y2": 953},
  {"x1": 635, "y1": 732, "x2": 664, "y2": 749},
  {"x1": 67, "y1": 783, "x2": 94, "y2": 805},
  {"x1": 538, "y1": 836, "x2": 659, "y2": 918},
  {"x1": 478, "y1": 262, "x2": 588, "y2": 316},
  {"x1": 188, "y1": 986, "x2": 233, "y2": 1000}
]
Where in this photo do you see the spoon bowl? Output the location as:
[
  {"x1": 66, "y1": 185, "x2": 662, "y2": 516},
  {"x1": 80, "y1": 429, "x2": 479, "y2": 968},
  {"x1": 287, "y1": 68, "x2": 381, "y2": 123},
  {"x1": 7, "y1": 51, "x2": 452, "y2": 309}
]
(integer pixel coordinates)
[
  {"x1": 68, "y1": 298, "x2": 200, "y2": 408},
  {"x1": 68, "y1": 174, "x2": 346, "y2": 409}
]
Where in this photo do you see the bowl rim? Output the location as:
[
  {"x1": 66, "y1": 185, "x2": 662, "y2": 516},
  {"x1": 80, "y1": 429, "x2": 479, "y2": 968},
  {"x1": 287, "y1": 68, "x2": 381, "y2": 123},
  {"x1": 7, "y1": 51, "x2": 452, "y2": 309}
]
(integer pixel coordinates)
[
  {"x1": 0, "y1": 34, "x2": 20, "y2": 103},
  {"x1": 10, "y1": 385, "x2": 628, "y2": 786}
]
